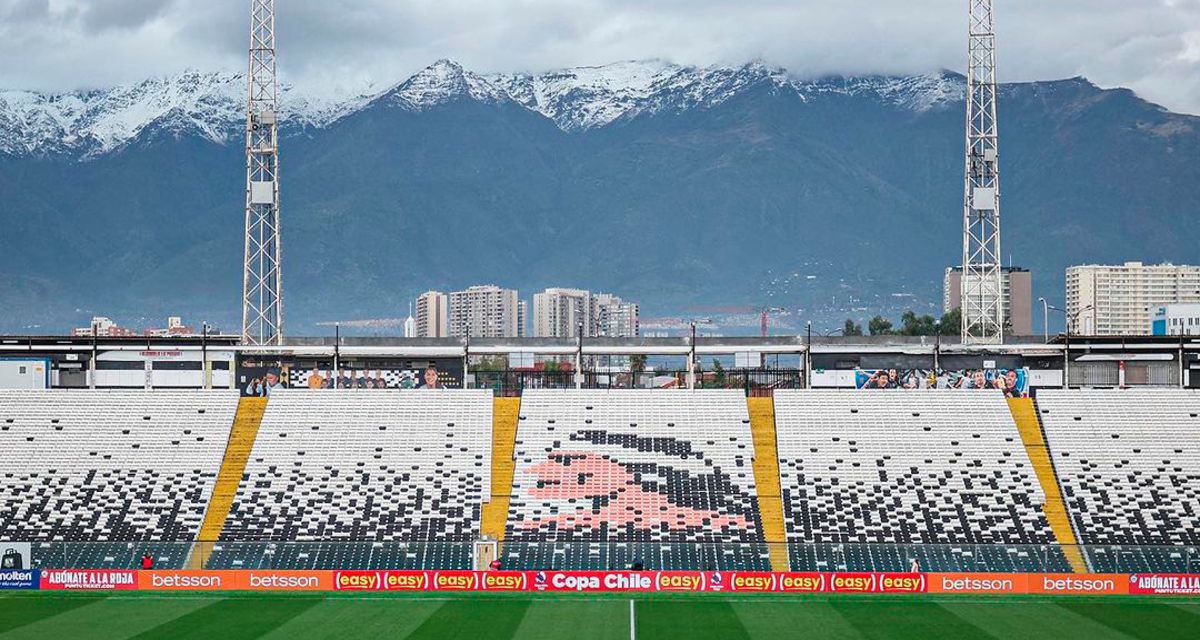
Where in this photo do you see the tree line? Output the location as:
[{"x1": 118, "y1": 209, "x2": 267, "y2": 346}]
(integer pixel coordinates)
[{"x1": 843, "y1": 308, "x2": 962, "y2": 337}]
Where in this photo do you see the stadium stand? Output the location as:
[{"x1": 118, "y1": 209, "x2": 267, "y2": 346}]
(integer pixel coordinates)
[
  {"x1": 209, "y1": 390, "x2": 493, "y2": 570},
  {"x1": 188, "y1": 397, "x2": 268, "y2": 569},
  {"x1": 773, "y1": 390, "x2": 1069, "y2": 572},
  {"x1": 1038, "y1": 389, "x2": 1200, "y2": 572},
  {"x1": 503, "y1": 390, "x2": 769, "y2": 571},
  {"x1": 0, "y1": 390, "x2": 238, "y2": 569}
]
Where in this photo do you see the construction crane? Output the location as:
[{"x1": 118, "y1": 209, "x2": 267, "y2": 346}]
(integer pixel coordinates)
[
  {"x1": 960, "y1": 0, "x2": 1004, "y2": 345},
  {"x1": 760, "y1": 307, "x2": 787, "y2": 337},
  {"x1": 241, "y1": 0, "x2": 284, "y2": 346}
]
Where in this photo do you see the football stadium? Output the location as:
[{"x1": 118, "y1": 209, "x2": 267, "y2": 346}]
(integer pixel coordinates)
[{"x1": 4, "y1": 1, "x2": 1200, "y2": 639}]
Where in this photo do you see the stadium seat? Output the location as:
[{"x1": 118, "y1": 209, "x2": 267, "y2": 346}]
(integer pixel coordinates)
[
  {"x1": 211, "y1": 390, "x2": 492, "y2": 570},
  {"x1": 1038, "y1": 389, "x2": 1200, "y2": 572},
  {"x1": 773, "y1": 390, "x2": 1067, "y2": 572},
  {"x1": 0, "y1": 390, "x2": 238, "y2": 569}
]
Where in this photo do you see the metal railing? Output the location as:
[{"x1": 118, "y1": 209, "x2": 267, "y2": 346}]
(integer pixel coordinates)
[
  {"x1": 24, "y1": 541, "x2": 1200, "y2": 574},
  {"x1": 473, "y1": 369, "x2": 805, "y2": 397}
]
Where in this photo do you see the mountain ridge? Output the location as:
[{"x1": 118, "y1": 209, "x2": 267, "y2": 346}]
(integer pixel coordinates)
[
  {"x1": 0, "y1": 59, "x2": 986, "y2": 157},
  {"x1": 1, "y1": 59, "x2": 1198, "y2": 334}
]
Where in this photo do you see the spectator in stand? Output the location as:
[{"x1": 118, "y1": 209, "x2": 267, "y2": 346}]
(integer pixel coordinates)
[
  {"x1": 489, "y1": 558, "x2": 501, "y2": 571},
  {"x1": 262, "y1": 370, "x2": 283, "y2": 396},
  {"x1": 141, "y1": 553, "x2": 154, "y2": 570},
  {"x1": 909, "y1": 558, "x2": 920, "y2": 573},
  {"x1": 1002, "y1": 370, "x2": 1023, "y2": 398},
  {"x1": 422, "y1": 366, "x2": 440, "y2": 389}
]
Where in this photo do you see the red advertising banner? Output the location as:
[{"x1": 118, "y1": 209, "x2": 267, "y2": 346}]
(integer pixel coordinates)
[
  {"x1": 1127, "y1": 574, "x2": 1200, "y2": 596},
  {"x1": 41, "y1": 569, "x2": 1198, "y2": 595},
  {"x1": 41, "y1": 569, "x2": 137, "y2": 591}
]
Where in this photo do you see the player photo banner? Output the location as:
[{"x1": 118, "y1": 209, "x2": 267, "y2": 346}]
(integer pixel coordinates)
[{"x1": 854, "y1": 368, "x2": 1029, "y2": 397}]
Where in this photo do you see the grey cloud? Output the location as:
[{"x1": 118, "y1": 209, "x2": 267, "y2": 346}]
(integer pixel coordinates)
[{"x1": 0, "y1": 0, "x2": 1199, "y2": 114}]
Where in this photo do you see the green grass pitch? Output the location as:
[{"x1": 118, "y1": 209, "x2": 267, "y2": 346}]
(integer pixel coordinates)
[{"x1": 1, "y1": 591, "x2": 1198, "y2": 639}]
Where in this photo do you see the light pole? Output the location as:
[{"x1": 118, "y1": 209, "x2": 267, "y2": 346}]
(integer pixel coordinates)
[
  {"x1": 934, "y1": 322, "x2": 942, "y2": 371},
  {"x1": 201, "y1": 322, "x2": 209, "y2": 390},
  {"x1": 333, "y1": 322, "x2": 340, "y2": 388},
  {"x1": 805, "y1": 321, "x2": 812, "y2": 389},
  {"x1": 689, "y1": 321, "x2": 697, "y2": 390},
  {"x1": 1046, "y1": 304, "x2": 1093, "y2": 388},
  {"x1": 1038, "y1": 297, "x2": 1049, "y2": 342},
  {"x1": 576, "y1": 321, "x2": 584, "y2": 390}
]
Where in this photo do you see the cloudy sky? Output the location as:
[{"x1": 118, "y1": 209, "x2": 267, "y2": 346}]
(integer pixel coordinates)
[{"x1": 2, "y1": 0, "x2": 1199, "y2": 113}]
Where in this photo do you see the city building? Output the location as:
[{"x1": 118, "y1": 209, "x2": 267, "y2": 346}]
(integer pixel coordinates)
[
  {"x1": 415, "y1": 291, "x2": 449, "y2": 338},
  {"x1": 448, "y1": 285, "x2": 522, "y2": 338},
  {"x1": 531, "y1": 288, "x2": 641, "y2": 338},
  {"x1": 593, "y1": 293, "x2": 640, "y2": 337},
  {"x1": 71, "y1": 317, "x2": 137, "y2": 338},
  {"x1": 403, "y1": 302, "x2": 416, "y2": 338},
  {"x1": 533, "y1": 288, "x2": 592, "y2": 338},
  {"x1": 943, "y1": 266, "x2": 1033, "y2": 336},
  {"x1": 1152, "y1": 303, "x2": 1200, "y2": 336},
  {"x1": 1068, "y1": 262, "x2": 1200, "y2": 336},
  {"x1": 145, "y1": 316, "x2": 198, "y2": 337}
]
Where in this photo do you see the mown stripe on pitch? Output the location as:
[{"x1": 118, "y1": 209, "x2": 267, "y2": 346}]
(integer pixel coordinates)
[
  {"x1": 0, "y1": 595, "x2": 215, "y2": 640},
  {"x1": 403, "y1": 599, "x2": 532, "y2": 640},
  {"x1": 1057, "y1": 600, "x2": 1200, "y2": 640},
  {"x1": 635, "y1": 600, "x2": 752, "y2": 640},
  {"x1": 124, "y1": 596, "x2": 320, "y2": 640},
  {"x1": 830, "y1": 600, "x2": 1000, "y2": 640},
  {"x1": 256, "y1": 598, "x2": 444, "y2": 640},
  {"x1": 732, "y1": 599, "x2": 862, "y2": 640},
  {"x1": 510, "y1": 599, "x2": 628, "y2": 640},
  {"x1": 940, "y1": 601, "x2": 1135, "y2": 640},
  {"x1": 0, "y1": 594, "x2": 108, "y2": 635}
]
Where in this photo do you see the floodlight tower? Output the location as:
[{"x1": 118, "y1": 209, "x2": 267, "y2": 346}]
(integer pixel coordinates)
[
  {"x1": 960, "y1": 0, "x2": 1003, "y2": 344},
  {"x1": 241, "y1": 0, "x2": 283, "y2": 345}
]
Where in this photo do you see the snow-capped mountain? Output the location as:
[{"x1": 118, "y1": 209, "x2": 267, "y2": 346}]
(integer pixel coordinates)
[{"x1": 0, "y1": 58, "x2": 965, "y2": 157}]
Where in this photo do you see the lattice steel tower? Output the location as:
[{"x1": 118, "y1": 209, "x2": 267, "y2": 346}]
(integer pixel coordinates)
[
  {"x1": 960, "y1": 0, "x2": 1003, "y2": 344},
  {"x1": 241, "y1": 0, "x2": 283, "y2": 345}
]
